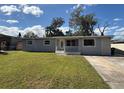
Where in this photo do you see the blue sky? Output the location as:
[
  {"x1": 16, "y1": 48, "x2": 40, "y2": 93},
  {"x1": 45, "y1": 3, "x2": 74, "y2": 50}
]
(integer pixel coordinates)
[{"x1": 0, "y1": 4, "x2": 124, "y2": 40}]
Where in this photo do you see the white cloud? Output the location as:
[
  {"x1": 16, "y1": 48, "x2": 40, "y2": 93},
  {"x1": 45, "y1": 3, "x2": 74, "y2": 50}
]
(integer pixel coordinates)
[
  {"x1": 66, "y1": 4, "x2": 91, "y2": 15},
  {"x1": 6, "y1": 20, "x2": 19, "y2": 24},
  {"x1": 72, "y1": 4, "x2": 79, "y2": 10},
  {"x1": 94, "y1": 27, "x2": 104, "y2": 35},
  {"x1": 83, "y1": 6, "x2": 86, "y2": 10},
  {"x1": 65, "y1": 10, "x2": 69, "y2": 14},
  {"x1": 94, "y1": 26, "x2": 124, "y2": 40},
  {"x1": 0, "y1": 26, "x2": 21, "y2": 36},
  {"x1": 107, "y1": 26, "x2": 119, "y2": 30},
  {"x1": 94, "y1": 26, "x2": 119, "y2": 35},
  {"x1": 113, "y1": 18, "x2": 122, "y2": 21},
  {"x1": 24, "y1": 25, "x2": 45, "y2": 37},
  {"x1": 113, "y1": 27, "x2": 124, "y2": 41},
  {"x1": 0, "y1": 5, "x2": 20, "y2": 15},
  {"x1": 0, "y1": 25, "x2": 45, "y2": 37},
  {"x1": 115, "y1": 27, "x2": 124, "y2": 32},
  {"x1": 59, "y1": 27, "x2": 69, "y2": 34},
  {"x1": 72, "y1": 4, "x2": 85, "y2": 10},
  {"x1": 22, "y1": 5, "x2": 44, "y2": 17},
  {"x1": 0, "y1": 5, "x2": 44, "y2": 17},
  {"x1": 113, "y1": 27, "x2": 124, "y2": 38}
]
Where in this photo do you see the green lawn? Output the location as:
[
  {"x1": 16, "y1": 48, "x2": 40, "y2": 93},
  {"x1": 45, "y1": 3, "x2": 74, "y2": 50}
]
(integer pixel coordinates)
[{"x1": 0, "y1": 51, "x2": 109, "y2": 89}]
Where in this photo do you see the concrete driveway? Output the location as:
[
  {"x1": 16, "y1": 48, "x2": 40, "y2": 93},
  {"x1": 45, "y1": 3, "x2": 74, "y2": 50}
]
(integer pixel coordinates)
[{"x1": 84, "y1": 56, "x2": 124, "y2": 89}]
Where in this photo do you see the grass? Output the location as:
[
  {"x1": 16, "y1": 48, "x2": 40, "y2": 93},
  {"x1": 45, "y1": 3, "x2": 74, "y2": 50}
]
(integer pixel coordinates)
[{"x1": 0, "y1": 51, "x2": 110, "y2": 89}]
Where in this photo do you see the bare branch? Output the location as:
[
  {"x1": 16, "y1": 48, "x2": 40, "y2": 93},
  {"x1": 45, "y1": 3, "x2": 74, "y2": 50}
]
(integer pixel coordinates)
[
  {"x1": 97, "y1": 22, "x2": 110, "y2": 36},
  {"x1": 103, "y1": 24, "x2": 109, "y2": 33},
  {"x1": 98, "y1": 24, "x2": 102, "y2": 33}
]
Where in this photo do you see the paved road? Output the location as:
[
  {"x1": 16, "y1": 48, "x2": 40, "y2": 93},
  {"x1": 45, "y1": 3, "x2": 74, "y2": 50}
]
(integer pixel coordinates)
[{"x1": 84, "y1": 56, "x2": 124, "y2": 89}]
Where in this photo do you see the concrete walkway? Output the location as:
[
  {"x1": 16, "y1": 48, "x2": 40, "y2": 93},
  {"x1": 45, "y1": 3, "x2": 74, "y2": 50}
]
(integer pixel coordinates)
[{"x1": 84, "y1": 56, "x2": 124, "y2": 89}]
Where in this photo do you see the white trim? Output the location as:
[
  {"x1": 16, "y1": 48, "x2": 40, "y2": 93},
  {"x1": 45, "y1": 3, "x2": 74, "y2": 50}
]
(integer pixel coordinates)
[
  {"x1": 83, "y1": 38, "x2": 96, "y2": 48},
  {"x1": 55, "y1": 51, "x2": 81, "y2": 55},
  {"x1": 55, "y1": 50, "x2": 65, "y2": 54},
  {"x1": 43, "y1": 40, "x2": 51, "y2": 46}
]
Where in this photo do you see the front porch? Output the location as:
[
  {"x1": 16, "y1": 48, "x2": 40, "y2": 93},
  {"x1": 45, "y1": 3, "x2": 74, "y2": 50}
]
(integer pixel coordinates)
[{"x1": 55, "y1": 38, "x2": 81, "y2": 55}]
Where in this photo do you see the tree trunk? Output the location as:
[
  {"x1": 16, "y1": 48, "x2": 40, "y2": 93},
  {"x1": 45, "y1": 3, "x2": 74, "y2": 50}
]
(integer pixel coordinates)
[{"x1": 101, "y1": 32, "x2": 104, "y2": 36}]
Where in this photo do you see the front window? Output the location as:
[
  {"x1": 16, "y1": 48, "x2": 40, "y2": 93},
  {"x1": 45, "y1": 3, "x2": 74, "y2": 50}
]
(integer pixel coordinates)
[
  {"x1": 66, "y1": 39, "x2": 78, "y2": 46},
  {"x1": 84, "y1": 39, "x2": 95, "y2": 46},
  {"x1": 44, "y1": 40, "x2": 50, "y2": 45},
  {"x1": 27, "y1": 41, "x2": 32, "y2": 45}
]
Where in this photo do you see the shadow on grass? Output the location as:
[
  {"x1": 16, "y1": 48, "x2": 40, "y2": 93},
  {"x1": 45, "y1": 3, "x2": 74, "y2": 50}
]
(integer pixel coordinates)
[{"x1": 22, "y1": 50, "x2": 55, "y2": 53}]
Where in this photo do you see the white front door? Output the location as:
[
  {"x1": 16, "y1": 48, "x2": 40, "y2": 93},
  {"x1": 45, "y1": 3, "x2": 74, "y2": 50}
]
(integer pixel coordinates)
[{"x1": 59, "y1": 40, "x2": 64, "y2": 50}]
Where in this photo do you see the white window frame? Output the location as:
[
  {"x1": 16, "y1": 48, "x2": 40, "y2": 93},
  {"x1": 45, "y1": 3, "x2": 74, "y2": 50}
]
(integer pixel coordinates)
[
  {"x1": 43, "y1": 40, "x2": 51, "y2": 46},
  {"x1": 83, "y1": 38, "x2": 96, "y2": 47}
]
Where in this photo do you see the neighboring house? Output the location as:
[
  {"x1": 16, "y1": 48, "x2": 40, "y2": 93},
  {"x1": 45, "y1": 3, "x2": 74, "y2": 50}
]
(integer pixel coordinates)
[
  {"x1": 0, "y1": 34, "x2": 20, "y2": 50},
  {"x1": 0, "y1": 34, "x2": 12, "y2": 50},
  {"x1": 22, "y1": 36, "x2": 111, "y2": 55}
]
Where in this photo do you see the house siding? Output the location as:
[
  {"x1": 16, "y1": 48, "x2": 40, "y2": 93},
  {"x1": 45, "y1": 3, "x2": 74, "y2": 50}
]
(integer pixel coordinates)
[
  {"x1": 101, "y1": 38, "x2": 111, "y2": 55},
  {"x1": 23, "y1": 39, "x2": 55, "y2": 52},
  {"x1": 81, "y1": 38, "x2": 101, "y2": 55},
  {"x1": 22, "y1": 36, "x2": 111, "y2": 56},
  {"x1": 10, "y1": 37, "x2": 19, "y2": 50},
  {"x1": 55, "y1": 37, "x2": 111, "y2": 55}
]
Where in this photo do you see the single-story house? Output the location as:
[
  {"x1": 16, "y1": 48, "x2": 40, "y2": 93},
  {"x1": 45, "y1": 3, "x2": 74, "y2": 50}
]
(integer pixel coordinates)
[{"x1": 22, "y1": 36, "x2": 111, "y2": 55}]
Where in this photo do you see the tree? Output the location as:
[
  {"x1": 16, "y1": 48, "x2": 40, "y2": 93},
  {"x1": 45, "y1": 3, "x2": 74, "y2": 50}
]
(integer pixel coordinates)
[
  {"x1": 51, "y1": 17, "x2": 65, "y2": 28},
  {"x1": 69, "y1": 5, "x2": 83, "y2": 31},
  {"x1": 45, "y1": 26, "x2": 54, "y2": 37},
  {"x1": 65, "y1": 29, "x2": 73, "y2": 36},
  {"x1": 69, "y1": 5, "x2": 97, "y2": 36},
  {"x1": 45, "y1": 17, "x2": 65, "y2": 37},
  {"x1": 97, "y1": 23, "x2": 109, "y2": 36},
  {"x1": 23, "y1": 31, "x2": 39, "y2": 39},
  {"x1": 18, "y1": 32, "x2": 22, "y2": 38},
  {"x1": 79, "y1": 14, "x2": 97, "y2": 36}
]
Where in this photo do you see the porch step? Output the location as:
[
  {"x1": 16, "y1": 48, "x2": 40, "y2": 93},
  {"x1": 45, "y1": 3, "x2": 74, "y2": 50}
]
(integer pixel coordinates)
[{"x1": 56, "y1": 51, "x2": 81, "y2": 55}]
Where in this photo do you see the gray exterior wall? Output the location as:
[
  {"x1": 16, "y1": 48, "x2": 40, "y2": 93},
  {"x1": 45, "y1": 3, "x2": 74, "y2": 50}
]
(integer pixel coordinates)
[
  {"x1": 80, "y1": 38, "x2": 101, "y2": 55},
  {"x1": 22, "y1": 36, "x2": 111, "y2": 55},
  {"x1": 10, "y1": 37, "x2": 19, "y2": 50},
  {"x1": 56, "y1": 37, "x2": 111, "y2": 56},
  {"x1": 80, "y1": 37, "x2": 111, "y2": 55},
  {"x1": 101, "y1": 38, "x2": 111, "y2": 55},
  {"x1": 23, "y1": 38, "x2": 55, "y2": 52},
  {"x1": 65, "y1": 46, "x2": 79, "y2": 52}
]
